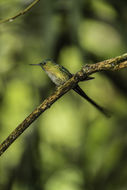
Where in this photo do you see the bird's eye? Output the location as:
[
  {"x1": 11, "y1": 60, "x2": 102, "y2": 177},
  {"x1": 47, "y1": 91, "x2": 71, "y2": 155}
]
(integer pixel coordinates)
[{"x1": 42, "y1": 60, "x2": 46, "y2": 65}]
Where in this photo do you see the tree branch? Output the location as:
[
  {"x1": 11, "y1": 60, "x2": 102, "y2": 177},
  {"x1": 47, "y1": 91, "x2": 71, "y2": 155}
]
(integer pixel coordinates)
[
  {"x1": 0, "y1": 0, "x2": 40, "y2": 24},
  {"x1": 0, "y1": 53, "x2": 127, "y2": 156}
]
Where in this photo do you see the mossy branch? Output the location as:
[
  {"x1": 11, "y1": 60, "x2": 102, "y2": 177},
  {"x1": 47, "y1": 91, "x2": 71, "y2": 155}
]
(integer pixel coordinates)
[
  {"x1": 0, "y1": 0, "x2": 40, "y2": 24},
  {"x1": 0, "y1": 53, "x2": 127, "y2": 156}
]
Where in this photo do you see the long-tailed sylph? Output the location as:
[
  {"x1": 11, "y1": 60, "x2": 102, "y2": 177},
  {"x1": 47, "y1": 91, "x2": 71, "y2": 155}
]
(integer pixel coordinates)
[{"x1": 30, "y1": 59, "x2": 109, "y2": 117}]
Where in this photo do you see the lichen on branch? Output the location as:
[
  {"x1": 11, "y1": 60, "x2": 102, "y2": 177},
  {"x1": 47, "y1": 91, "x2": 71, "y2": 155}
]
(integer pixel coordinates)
[{"x1": 0, "y1": 53, "x2": 127, "y2": 156}]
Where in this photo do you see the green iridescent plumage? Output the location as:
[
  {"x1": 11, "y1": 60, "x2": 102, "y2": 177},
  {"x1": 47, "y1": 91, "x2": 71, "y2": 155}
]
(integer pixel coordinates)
[{"x1": 30, "y1": 59, "x2": 110, "y2": 117}]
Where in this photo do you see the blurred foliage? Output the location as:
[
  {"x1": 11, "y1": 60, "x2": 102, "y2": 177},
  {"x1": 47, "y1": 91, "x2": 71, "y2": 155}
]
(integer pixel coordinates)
[{"x1": 0, "y1": 0, "x2": 127, "y2": 190}]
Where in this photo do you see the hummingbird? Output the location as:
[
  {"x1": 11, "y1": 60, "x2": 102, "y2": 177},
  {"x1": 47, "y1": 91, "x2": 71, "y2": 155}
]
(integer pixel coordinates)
[{"x1": 30, "y1": 59, "x2": 110, "y2": 117}]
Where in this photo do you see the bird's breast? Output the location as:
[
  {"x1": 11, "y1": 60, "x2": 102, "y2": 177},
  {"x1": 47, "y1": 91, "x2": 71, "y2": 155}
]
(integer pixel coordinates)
[{"x1": 46, "y1": 71, "x2": 69, "y2": 86}]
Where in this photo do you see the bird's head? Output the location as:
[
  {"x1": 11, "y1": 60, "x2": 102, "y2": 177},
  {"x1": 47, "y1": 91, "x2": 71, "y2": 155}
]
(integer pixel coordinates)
[{"x1": 30, "y1": 59, "x2": 56, "y2": 71}]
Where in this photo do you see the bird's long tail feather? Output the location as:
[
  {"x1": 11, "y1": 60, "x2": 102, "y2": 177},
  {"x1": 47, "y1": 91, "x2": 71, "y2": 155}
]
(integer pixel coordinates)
[{"x1": 73, "y1": 85, "x2": 110, "y2": 117}]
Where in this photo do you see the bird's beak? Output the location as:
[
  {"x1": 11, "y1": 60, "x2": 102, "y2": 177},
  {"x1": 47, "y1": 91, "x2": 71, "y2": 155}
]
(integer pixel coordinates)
[{"x1": 29, "y1": 63, "x2": 41, "y2": 66}]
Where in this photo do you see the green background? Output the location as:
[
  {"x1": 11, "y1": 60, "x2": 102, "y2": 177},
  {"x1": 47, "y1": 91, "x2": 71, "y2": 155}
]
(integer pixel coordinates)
[{"x1": 0, "y1": 0, "x2": 127, "y2": 189}]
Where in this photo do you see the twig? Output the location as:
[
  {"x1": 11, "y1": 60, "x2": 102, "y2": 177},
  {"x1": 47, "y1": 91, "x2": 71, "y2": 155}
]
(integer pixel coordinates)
[
  {"x1": 0, "y1": 53, "x2": 127, "y2": 156},
  {"x1": 0, "y1": 0, "x2": 40, "y2": 24}
]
